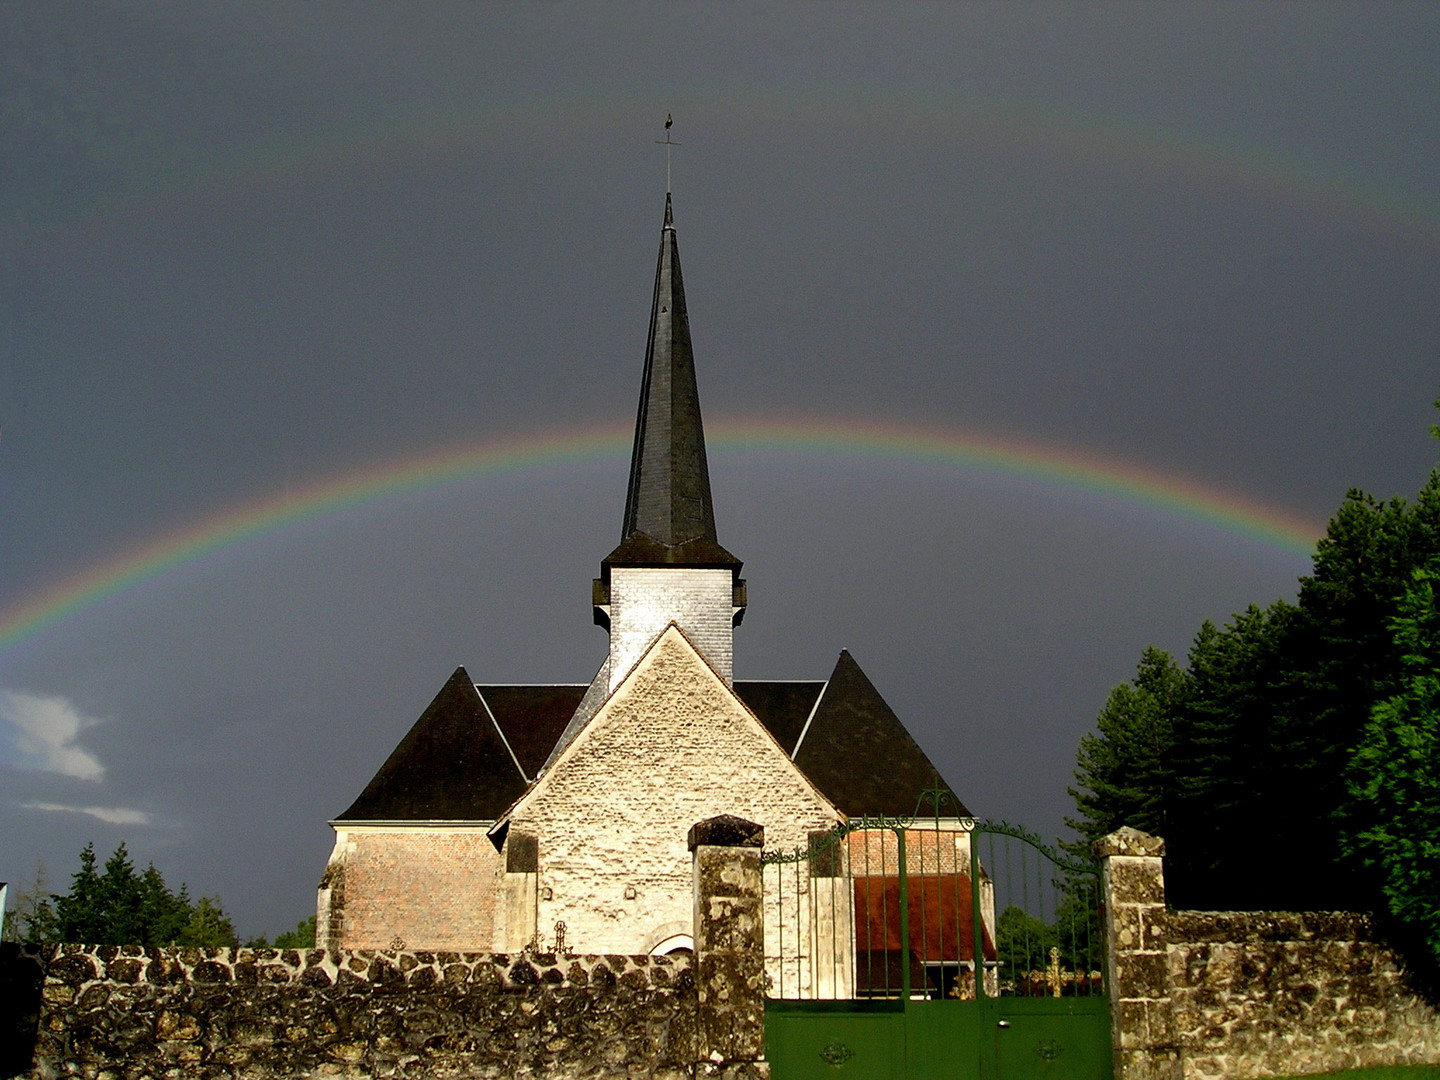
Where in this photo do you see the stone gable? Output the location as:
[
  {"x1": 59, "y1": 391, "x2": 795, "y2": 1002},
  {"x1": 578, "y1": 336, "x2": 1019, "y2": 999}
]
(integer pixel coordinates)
[{"x1": 508, "y1": 625, "x2": 840, "y2": 955}]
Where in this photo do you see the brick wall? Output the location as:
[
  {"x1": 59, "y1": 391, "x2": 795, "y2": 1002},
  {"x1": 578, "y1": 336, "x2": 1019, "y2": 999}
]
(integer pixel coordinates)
[{"x1": 320, "y1": 826, "x2": 501, "y2": 951}]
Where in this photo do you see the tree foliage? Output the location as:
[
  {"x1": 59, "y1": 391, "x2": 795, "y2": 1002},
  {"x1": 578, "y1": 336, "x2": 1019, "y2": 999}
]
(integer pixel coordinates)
[
  {"x1": 1067, "y1": 646, "x2": 1184, "y2": 851},
  {"x1": 1070, "y1": 399, "x2": 1440, "y2": 952},
  {"x1": 21, "y1": 843, "x2": 238, "y2": 947},
  {"x1": 247, "y1": 915, "x2": 316, "y2": 950},
  {"x1": 1343, "y1": 564, "x2": 1440, "y2": 966}
]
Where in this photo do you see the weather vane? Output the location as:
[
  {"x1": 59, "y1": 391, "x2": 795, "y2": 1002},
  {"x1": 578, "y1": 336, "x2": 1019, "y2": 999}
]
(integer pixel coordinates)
[{"x1": 655, "y1": 113, "x2": 681, "y2": 194}]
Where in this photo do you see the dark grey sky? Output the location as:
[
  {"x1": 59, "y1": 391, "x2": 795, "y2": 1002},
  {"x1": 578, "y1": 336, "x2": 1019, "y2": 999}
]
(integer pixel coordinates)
[{"x1": 2, "y1": 2, "x2": 1436, "y2": 939}]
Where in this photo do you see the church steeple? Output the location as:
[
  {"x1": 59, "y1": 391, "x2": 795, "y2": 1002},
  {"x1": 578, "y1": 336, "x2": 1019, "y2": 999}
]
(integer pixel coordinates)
[
  {"x1": 598, "y1": 195, "x2": 743, "y2": 577},
  {"x1": 592, "y1": 194, "x2": 745, "y2": 685},
  {"x1": 621, "y1": 193, "x2": 716, "y2": 548}
]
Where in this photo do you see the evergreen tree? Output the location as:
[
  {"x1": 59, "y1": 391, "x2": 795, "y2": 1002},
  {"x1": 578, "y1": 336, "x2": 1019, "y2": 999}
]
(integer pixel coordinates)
[
  {"x1": 1343, "y1": 563, "x2": 1440, "y2": 966},
  {"x1": 42, "y1": 843, "x2": 103, "y2": 944},
  {"x1": 273, "y1": 915, "x2": 316, "y2": 949},
  {"x1": 1066, "y1": 646, "x2": 1185, "y2": 853},
  {"x1": 180, "y1": 897, "x2": 238, "y2": 948},
  {"x1": 23, "y1": 842, "x2": 236, "y2": 946},
  {"x1": 95, "y1": 843, "x2": 142, "y2": 945},
  {"x1": 1069, "y1": 393, "x2": 1440, "y2": 918},
  {"x1": 1168, "y1": 601, "x2": 1312, "y2": 909},
  {"x1": 136, "y1": 865, "x2": 192, "y2": 945}
]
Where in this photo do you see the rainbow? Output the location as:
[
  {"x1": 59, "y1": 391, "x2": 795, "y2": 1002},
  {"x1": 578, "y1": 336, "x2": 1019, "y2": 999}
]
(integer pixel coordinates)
[
  {"x1": 13, "y1": 87, "x2": 1438, "y2": 253},
  {"x1": 0, "y1": 417, "x2": 1325, "y2": 653}
]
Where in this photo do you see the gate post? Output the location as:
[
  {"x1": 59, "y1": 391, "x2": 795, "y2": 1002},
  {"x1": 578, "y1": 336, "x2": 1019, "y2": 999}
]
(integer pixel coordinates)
[
  {"x1": 1095, "y1": 827, "x2": 1180, "y2": 1080},
  {"x1": 690, "y1": 815, "x2": 769, "y2": 1079}
]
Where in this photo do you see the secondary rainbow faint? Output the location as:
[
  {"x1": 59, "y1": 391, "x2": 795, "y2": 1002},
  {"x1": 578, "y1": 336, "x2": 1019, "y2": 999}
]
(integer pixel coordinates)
[{"x1": 0, "y1": 416, "x2": 1325, "y2": 653}]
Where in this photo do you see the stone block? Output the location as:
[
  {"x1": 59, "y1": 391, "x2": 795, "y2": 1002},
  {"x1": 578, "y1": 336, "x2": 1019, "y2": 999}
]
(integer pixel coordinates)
[
  {"x1": 1114, "y1": 951, "x2": 1169, "y2": 1000},
  {"x1": 1116, "y1": 999, "x2": 1152, "y2": 1049},
  {"x1": 1113, "y1": 1046, "x2": 1181, "y2": 1080},
  {"x1": 1095, "y1": 828, "x2": 1166, "y2": 859},
  {"x1": 1106, "y1": 859, "x2": 1167, "y2": 907}
]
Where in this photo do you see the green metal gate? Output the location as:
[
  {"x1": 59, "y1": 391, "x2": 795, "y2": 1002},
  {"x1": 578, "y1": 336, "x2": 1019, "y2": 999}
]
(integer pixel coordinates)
[{"x1": 763, "y1": 791, "x2": 1112, "y2": 1080}]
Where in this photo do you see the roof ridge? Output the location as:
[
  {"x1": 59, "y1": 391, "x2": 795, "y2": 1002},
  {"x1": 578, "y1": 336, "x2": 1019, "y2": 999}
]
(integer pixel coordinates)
[{"x1": 477, "y1": 688, "x2": 530, "y2": 784}]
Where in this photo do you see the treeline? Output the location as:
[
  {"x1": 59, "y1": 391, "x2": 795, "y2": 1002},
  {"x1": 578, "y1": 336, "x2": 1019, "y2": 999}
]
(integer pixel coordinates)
[
  {"x1": 1069, "y1": 404, "x2": 1439, "y2": 966},
  {"x1": 7, "y1": 843, "x2": 316, "y2": 949},
  {"x1": 15, "y1": 843, "x2": 238, "y2": 947}
]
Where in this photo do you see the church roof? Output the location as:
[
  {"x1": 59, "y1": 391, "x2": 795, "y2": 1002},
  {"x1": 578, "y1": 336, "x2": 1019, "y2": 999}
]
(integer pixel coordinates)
[
  {"x1": 605, "y1": 194, "x2": 740, "y2": 572},
  {"x1": 336, "y1": 653, "x2": 963, "y2": 824},
  {"x1": 790, "y1": 651, "x2": 964, "y2": 818},
  {"x1": 335, "y1": 670, "x2": 582, "y2": 822}
]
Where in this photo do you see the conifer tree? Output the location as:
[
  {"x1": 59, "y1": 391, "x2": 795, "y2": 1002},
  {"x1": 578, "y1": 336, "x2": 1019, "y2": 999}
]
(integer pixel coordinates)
[
  {"x1": 1070, "y1": 392, "x2": 1440, "y2": 923},
  {"x1": 1344, "y1": 563, "x2": 1440, "y2": 965},
  {"x1": 1066, "y1": 646, "x2": 1184, "y2": 852},
  {"x1": 23, "y1": 843, "x2": 237, "y2": 946}
]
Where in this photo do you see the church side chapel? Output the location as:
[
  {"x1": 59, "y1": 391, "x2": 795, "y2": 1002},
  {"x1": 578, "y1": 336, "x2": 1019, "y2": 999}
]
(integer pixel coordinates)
[{"x1": 318, "y1": 191, "x2": 991, "y2": 995}]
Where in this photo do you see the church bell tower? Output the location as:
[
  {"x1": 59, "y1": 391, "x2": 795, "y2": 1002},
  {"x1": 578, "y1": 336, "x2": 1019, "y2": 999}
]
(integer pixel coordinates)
[{"x1": 592, "y1": 194, "x2": 746, "y2": 688}]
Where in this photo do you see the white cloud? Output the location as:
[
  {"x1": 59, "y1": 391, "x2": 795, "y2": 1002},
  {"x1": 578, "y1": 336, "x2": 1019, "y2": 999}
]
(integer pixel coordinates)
[
  {"x1": 1, "y1": 691, "x2": 106, "y2": 780},
  {"x1": 22, "y1": 802, "x2": 152, "y2": 826}
]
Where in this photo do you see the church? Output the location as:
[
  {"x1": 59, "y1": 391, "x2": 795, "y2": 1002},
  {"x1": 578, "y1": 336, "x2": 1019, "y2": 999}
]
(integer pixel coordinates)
[{"x1": 317, "y1": 193, "x2": 967, "y2": 962}]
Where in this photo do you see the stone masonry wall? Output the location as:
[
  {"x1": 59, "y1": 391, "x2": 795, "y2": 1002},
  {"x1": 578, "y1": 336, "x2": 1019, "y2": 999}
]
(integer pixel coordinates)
[
  {"x1": 321, "y1": 827, "x2": 501, "y2": 951},
  {"x1": 511, "y1": 627, "x2": 837, "y2": 957},
  {"x1": 1098, "y1": 827, "x2": 1440, "y2": 1080},
  {"x1": 20, "y1": 946, "x2": 695, "y2": 1080},
  {"x1": 1167, "y1": 909, "x2": 1440, "y2": 1079}
]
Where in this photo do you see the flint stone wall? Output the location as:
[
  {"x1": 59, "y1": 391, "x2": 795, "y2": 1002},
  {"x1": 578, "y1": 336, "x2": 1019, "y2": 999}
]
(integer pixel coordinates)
[
  {"x1": 1167, "y1": 909, "x2": 1440, "y2": 1080},
  {"x1": 1098, "y1": 827, "x2": 1440, "y2": 1080},
  {"x1": 21, "y1": 946, "x2": 698, "y2": 1080}
]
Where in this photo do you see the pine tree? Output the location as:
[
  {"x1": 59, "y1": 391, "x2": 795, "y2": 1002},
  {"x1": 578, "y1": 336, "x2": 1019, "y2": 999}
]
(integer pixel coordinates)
[
  {"x1": 24, "y1": 843, "x2": 236, "y2": 946},
  {"x1": 1343, "y1": 563, "x2": 1440, "y2": 966},
  {"x1": 1066, "y1": 646, "x2": 1185, "y2": 853},
  {"x1": 181, "y1": 897, "x2": 238, "y2": 948}
]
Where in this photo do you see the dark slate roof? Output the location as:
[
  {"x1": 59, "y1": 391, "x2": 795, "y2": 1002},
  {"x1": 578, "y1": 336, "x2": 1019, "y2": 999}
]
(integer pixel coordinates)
[
  {"x1": 479, "y1": 684, "x2": 587, "y2": 780},
  {"x1": 334, "y1": 671, "x2": 581, "y2": 822},
  {"x1": 792, "y1": 651, "x2": 968, "y2": 818},
  {"x1": 608, "y1": 194, "x2": 740, "y2": 570},
  {"x1": 733, "y1": 680, "x2": 825, "y2": 757},
  {"x1": 338, "y1": 654, "x2": 961, "y2": 823}
]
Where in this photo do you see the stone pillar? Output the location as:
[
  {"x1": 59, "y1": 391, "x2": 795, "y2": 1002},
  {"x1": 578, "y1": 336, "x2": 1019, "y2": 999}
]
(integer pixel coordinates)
[
  {"x1": 315, "y1": 863, "x2": 344, "y2": 951},
  {"x1": 689, "y1": 815, "x2": 770, "y2": 1080},
  {"x1": 1095, "y1": 827, "x2": 1180, "y2": 1080}
]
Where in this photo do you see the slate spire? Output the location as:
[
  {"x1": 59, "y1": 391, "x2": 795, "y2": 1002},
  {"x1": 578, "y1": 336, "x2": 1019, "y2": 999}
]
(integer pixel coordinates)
[
  {"x1": 621, "y1": 193, "x2": 717, "y2": 547},
  {"x1": 595, "y1": 193, "x2": 743, "y2": 641}
]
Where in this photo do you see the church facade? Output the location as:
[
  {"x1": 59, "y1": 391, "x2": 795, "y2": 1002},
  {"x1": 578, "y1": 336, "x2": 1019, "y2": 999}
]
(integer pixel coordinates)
[{"x1": 318, "y1": 194, "x2": 966, "y2": 961}]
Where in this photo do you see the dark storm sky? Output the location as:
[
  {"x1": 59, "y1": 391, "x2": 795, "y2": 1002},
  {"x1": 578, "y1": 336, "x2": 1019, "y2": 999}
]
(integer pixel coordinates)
[{"x1": 1, "y1": 2, "x2": 1436, "y2": 938}]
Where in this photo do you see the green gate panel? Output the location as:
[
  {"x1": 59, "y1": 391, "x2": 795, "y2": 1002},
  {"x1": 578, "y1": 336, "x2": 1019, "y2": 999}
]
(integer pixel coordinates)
[
  {"x1": 989, "y1": 998, "x2": 1112, "y2": 1080},
  {"x1": 766, "y1": 997, "x2": 1111, "y2": 1080},
  {"x1": 904, "y1": 1000, "x2": 983, "y2": 1080},
  {"x1": 765, "y1": 1001, "x2": 905, "y2": 1080}
]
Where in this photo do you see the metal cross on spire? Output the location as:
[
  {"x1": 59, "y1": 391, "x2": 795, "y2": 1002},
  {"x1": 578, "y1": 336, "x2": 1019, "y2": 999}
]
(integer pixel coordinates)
[{"x1": 655, "y1": 113, "x2": 681, "y2": 194}]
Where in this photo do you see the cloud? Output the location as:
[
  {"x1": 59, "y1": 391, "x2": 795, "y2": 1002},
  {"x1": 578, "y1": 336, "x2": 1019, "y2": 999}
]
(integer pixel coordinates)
[
  {"x1": 22, "y1": 802, "x2": 153, "y2": 826},
  {"x1": 1, "y1": 691, "x2": 106, "y2": 780}
]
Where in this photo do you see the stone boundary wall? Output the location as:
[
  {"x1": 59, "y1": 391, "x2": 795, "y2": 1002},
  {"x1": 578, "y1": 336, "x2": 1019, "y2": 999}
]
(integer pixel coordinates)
[
  {"x1": 1098, "y1": 827, "x2": 1440, "y2": 1080},
  {"x1": 16, "y1": 946, "x2": 697, "y2": 1080},
  {"x1": 1166, "y1": 909, "x2": 1440, "y2": 1079}
]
